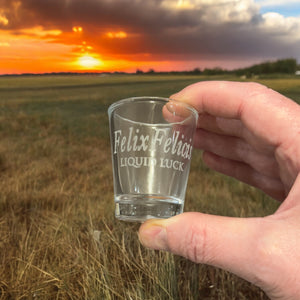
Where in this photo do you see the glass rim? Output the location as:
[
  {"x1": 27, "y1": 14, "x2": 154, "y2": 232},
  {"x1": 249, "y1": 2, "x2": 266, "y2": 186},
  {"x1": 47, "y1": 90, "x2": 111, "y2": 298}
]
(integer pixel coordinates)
[{"x1": 108, "y1": 96, "x2": 198, "y2": 126}]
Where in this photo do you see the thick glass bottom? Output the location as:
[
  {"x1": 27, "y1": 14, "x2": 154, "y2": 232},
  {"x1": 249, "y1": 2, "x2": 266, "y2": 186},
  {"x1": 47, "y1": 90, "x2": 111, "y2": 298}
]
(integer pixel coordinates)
[{"x1": 115, "y1": 194, "x2": 184, "y2": 222}]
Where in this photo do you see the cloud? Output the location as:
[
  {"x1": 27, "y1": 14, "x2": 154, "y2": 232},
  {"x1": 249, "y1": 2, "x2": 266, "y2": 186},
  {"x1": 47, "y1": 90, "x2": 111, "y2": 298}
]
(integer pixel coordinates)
[
  {"x1": 262, "y1": 12, "x2": 300, "y2": 36},
  {"x1": 1, "y1": 0, "x2": 300, "y2": 67},
  {"x1": 0, "y1": 10, "x2": 9, "y2": 26},
  {"x1": 256, "y1": 0, "x2": 300, "y2": 7},
  {"x1": 0, "y1": 41, "x2": 10, "y2": 47}
]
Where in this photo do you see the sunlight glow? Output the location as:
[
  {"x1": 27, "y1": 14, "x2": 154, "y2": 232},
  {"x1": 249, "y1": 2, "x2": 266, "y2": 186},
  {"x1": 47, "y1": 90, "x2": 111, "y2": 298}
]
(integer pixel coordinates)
[
  {"x1": 77, "y1": 55, "x2": 102, "y2": 69},
  {"x1": 20, "y1": 26, "x2": 62, "y2": 37},
  {"x1": 0, "y1": 15, "x2": 8, "y2": 26},
  {"x1": 0, "y1": 42, "x2": 10, "y2": 47},
  {"x1": 79, "y1": 41, "x2": 93, "y2": 52},
  {"x1": 106, "y1": 31, "x2": 127, "y2": 38},
  {"x1": 73, "y1": 26, "x2": 83, "y2": 33},
  {"x1": 176, "y1": 0, "x2": 194, "y2": 9}
]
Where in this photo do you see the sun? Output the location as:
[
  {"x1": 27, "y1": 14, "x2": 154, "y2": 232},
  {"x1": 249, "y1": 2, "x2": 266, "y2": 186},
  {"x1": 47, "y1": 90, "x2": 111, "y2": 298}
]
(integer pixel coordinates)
[{"x1": 78, "y1": 55, "x2": 103, "y2": 69}]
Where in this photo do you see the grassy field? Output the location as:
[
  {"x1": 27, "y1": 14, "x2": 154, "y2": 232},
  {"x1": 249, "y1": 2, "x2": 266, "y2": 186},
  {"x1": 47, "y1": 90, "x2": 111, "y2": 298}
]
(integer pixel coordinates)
[{"x1": 0, "y1": 74, "x2": 300, "y2": 299}]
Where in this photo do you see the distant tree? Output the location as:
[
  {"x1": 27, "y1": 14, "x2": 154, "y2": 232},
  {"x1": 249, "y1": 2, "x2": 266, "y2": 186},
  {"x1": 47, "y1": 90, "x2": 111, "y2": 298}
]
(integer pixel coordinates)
[
  {"x1": 235, "y1": 58, "x2": 297, "y2": 76},
  {"x1": 192, "y1": 67, "x2": 201, "y2": 74},
  {"x1": 275, "y1": 58, "x2": 297, "y2": 73},
  {"x1": 136, "y1": 69, "x2": 144, "y2": 74},
  {"x1": 203, "y1": 67, "x2": 225, "y2": 75},
  {"x1": 147, "y1": 68, "x2": 155, "y2": 74}
]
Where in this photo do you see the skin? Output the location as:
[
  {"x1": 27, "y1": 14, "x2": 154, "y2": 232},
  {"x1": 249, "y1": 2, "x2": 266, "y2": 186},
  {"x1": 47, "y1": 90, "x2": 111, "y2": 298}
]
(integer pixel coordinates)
[{"x1": 138, "y1": 81, "x2": 300, "y2": 299}]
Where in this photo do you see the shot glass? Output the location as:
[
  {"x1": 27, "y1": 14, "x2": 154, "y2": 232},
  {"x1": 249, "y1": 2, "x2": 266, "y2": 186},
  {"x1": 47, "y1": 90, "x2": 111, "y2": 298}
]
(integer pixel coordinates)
[{"x1": 108, "y1": 96, "x2": 198, "y2": 222}]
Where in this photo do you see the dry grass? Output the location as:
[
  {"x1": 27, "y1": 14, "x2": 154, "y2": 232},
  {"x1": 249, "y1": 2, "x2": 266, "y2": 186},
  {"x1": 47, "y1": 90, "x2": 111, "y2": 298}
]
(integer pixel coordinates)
[{"x1": 0, "y1": 74, "x2": 299, "y2": 299}]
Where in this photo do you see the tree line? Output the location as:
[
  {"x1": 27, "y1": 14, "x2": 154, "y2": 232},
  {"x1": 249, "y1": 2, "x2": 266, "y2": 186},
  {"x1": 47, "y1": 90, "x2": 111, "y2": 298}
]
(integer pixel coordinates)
[{"x1": 137, "y1": 58, "x2": 299, "y2": 77}]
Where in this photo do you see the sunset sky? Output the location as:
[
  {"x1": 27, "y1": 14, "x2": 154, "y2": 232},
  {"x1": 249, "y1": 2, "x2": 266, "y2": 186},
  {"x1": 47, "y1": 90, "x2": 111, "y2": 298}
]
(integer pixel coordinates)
[{"x1": 0, "y1": 0, "x2": 300, "y2": 74}]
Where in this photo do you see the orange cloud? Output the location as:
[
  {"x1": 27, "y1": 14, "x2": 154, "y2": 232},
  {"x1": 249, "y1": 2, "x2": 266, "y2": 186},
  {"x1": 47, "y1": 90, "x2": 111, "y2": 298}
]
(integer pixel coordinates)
[
  {"x1": 72, "y1": 26, "x2": 83, "y2": 33},
  {"x1": 0, "y1": 15, "x2": 9, "y2": 26},
  {"x1": 19, "y1": 26, "x2": 62, "y2": 37},
  {"x1": 0, "y1": 42, "x2": 10, "y2": 47},
  {"x1": 106, "y1": 31, "x2": 127, "y2": 39},
  {"x1": 0, "y1": 29, "x2": 75, "y2": 74}
]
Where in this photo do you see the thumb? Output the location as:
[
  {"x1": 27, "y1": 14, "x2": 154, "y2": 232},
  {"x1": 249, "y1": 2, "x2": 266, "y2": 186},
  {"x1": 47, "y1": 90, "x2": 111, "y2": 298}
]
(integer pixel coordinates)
[{"x1": 139, "y1": 212, "x2": 263, "y2": 285}]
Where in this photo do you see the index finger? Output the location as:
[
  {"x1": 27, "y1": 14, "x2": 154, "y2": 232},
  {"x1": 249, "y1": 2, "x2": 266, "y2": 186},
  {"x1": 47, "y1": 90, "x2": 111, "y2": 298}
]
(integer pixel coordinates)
[{"x1": 170, "y1": 81, "x2": 300, "y2": 147}]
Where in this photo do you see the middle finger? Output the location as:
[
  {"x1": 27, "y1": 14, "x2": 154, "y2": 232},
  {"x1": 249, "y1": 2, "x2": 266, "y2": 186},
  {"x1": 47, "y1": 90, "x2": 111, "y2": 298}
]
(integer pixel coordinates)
[
  {"x1": 194, "y1": 128, "x2": 280, "y2": 179},
  {"x1": 198, "y1": 113, "x2": 276, "y2": 154}
]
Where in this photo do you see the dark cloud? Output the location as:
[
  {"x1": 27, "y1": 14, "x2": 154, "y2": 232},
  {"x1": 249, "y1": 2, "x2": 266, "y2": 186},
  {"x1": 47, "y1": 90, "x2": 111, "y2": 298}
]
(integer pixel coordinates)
[
  {"x1": 1, "y1": 0, "x2": 300, "y2": 65},
  {"x1": 1, "y1": 0, "x2": 198, "y2": 31}
]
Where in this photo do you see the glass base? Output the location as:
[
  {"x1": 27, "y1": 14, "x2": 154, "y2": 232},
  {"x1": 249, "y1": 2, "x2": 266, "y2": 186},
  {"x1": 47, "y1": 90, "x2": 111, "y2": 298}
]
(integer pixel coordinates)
[{"x1": 115, "y1": 195, "x2": 184, "y2": 222}]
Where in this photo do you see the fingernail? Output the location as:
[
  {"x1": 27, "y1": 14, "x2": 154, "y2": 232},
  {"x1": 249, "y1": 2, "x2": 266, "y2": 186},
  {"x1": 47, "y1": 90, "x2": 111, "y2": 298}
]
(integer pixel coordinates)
[
  {"x1": 165, "y1": 101, "x2": 175, "y2": 113},
  {"x1": 138, "y1": 219, "x2": 168, "y2": 251}
]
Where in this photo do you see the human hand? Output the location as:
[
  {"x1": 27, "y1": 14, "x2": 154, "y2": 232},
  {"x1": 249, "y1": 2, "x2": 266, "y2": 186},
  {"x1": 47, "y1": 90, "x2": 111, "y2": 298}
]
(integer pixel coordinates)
[{"x1": 139, "y1": 81, "x2": 300, "y2": 299}]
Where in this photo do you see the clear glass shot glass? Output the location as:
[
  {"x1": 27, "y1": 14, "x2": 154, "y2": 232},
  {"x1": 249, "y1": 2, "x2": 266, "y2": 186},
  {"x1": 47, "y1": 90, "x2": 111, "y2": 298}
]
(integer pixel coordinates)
[{"x1": 108, "y1": 96, "x2": 198, "y2": 222}]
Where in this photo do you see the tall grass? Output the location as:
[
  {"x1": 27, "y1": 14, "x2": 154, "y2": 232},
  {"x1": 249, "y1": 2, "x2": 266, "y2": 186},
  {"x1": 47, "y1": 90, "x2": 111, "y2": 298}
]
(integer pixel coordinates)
[{"x1": 0, "y1": 74, "x2": 299, "y2": 299}]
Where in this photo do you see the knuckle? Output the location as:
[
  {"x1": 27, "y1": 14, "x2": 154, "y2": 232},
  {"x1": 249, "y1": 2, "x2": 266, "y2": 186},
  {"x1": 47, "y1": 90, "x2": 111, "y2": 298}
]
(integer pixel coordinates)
[
  {"x1": 245, "y1": 82, "x2": 272, "y2": 99},
  {"x1": 183, "y1": 224, "x2": 212, "y2": 264}
]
